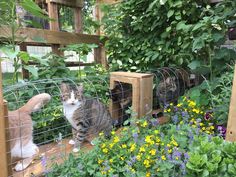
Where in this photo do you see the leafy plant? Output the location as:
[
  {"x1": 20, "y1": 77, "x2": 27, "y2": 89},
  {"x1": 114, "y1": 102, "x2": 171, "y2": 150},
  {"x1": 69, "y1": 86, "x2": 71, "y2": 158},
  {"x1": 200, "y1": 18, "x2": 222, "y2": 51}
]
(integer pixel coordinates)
[
  {"x1": 187, "y1": 67, "x2": 234, "y2": 125},
  {"x1": 102, "y1": 0, "x2": 236, "y2": 75},
  {"x1": 47, "y1": 117, "x2": 212, "y2": 177}
]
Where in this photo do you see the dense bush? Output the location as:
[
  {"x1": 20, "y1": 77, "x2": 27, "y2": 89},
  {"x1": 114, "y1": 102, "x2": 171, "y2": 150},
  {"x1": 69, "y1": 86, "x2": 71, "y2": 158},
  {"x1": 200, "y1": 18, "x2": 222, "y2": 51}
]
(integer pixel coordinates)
[{"x1": 103, "y1": 0, "x2": 236, "y2": 75}]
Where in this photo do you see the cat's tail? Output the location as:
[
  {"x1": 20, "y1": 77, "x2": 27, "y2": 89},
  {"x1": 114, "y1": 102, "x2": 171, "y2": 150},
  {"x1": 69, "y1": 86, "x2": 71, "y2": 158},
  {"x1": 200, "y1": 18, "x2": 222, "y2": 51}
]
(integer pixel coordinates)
[{"x1": 18, "y1": 93, "x2": 51, "y2": 113}]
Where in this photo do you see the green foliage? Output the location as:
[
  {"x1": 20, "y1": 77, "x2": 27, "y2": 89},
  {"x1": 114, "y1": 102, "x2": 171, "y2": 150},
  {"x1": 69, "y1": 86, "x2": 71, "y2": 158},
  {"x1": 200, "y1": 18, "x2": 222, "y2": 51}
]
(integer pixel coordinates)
[
  {"x1": 186, "y1": 136, "x2": 236, "y2": 177},
  {"x1": 36, "y1": 53, "x2": 73, "y2": 79},
  {"x1": 102, "y1": 0, "x2": 236, "y2": 73},
  {"x1": 187, "y1": 67, "x2": 234, "y2": 125}
]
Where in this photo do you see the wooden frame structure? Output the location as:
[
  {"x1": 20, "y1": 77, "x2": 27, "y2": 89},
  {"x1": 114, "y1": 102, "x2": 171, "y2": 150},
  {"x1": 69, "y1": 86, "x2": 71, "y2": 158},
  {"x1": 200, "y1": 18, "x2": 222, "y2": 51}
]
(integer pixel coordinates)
[
  {"x1": 109, "y1": 72, "x2": 153, "y2": 119},
  {"x1": 226, "y1": 64, "x2": 236, "y2": 142}
]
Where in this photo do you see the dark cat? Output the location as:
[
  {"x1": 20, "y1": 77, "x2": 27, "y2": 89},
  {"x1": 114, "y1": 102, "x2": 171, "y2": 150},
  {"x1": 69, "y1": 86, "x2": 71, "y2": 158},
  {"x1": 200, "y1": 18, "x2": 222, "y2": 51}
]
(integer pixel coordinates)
[
  {"x1": 60, "y1": 83, "x2": 113, "y2": 152},
  {"x1": 109, "y1": 83, "x2": 132, "y2": 127}
]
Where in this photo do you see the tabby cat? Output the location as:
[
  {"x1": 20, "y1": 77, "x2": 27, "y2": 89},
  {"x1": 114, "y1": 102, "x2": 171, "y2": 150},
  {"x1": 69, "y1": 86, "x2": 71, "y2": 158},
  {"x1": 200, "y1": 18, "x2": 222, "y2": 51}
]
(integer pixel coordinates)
[{"x1": 60, "y1": 83, "x2": 113, "y2": 152}]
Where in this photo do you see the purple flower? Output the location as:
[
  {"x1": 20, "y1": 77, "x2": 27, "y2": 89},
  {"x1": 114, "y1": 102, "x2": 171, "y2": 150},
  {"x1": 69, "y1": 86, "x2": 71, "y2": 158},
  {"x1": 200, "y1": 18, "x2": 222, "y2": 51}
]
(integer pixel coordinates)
[
  {"x1": 131, "y1": 156, "x2": 136, "y2": 163},
  {"x1": 151, "y1": 119, "x2": 159, "y2": 126},
  {"x1": 132, "y1": 132, "x2": 139, "y2": 142},
  {"x1": 184, "y1": 153, "x2": 189, "y2": 162},
  {"x1": 174, "y1": 106, "x2": 178, "y2": 112},
  {"x1": 172, "y1": 115, "x2": 179, "y2": 124},
  {"x1": 172, "y1": 149, "x2": 182, "y2": 160},
  {"x1": 204, "y1": 111, "x2": 213, "y2": 121},
  {"x1": 127, "y1": 161, "x2": 132, "y2": 166},
  {"x1": 217, "y1": 125, "x2": 227, "y2": 138}
]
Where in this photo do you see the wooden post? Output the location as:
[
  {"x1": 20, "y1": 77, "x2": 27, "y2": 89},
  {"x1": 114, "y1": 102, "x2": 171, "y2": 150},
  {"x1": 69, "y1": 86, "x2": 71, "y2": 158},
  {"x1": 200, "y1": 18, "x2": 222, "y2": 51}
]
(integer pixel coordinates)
[
  {"x1": 0, "y1": 62, "x2": 12, "y2": 177},
  {"x1": 47, "y1": 1, "x2": 62, "y2": 55},
  {"x1": 19, "y1": 43, "x2": 30, "y2": 79},
  {"x1": 94, "y1": 44, "x2": 108, "y2": 69},
  {"x1": 226, "y1": 64, "x2": 236, "y2": 142},
  {"x1": 74, "y1": 7, "x2": 83, "y2": 33},
  {"x1": 109, "y1": 72, "x2": 153, "y2": 119}
]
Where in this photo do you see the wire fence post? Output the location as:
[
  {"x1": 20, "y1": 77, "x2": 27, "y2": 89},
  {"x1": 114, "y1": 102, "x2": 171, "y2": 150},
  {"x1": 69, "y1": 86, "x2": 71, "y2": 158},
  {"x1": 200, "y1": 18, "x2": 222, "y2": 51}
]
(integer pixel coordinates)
[{"x1": 0, "y1": 62, "x2": 12, "y2": 177}]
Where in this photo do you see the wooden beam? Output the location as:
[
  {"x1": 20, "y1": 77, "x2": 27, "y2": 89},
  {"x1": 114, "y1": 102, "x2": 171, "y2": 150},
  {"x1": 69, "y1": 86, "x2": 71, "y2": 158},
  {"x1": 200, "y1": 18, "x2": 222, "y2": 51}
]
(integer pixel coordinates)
[
  {"x1": 0, "y1": 26, "x2": 103, "y2": 45},
  {"x1": 46, "y1": 0, "x2": 84, "y2": 8},
  {"x1": 98, "y1": 0, "x2": 121, "y2": 4},
  {"x1": 0, "y1": 62, "x2": 12, "y2": 177},
  {"x1": 226, "y1": 64, "x2": 236, "y2": 142}
]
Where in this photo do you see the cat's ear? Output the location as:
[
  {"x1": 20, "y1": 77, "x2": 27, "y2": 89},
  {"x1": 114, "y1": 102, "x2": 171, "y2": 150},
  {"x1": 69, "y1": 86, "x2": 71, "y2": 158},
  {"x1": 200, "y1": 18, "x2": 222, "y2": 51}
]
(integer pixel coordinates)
[
  {"x1": 60, "y1": 82, "x2": 69, "y2": 92},
  {"x1": 77, "y1": 83, "x2": 83, "y2": 93}
]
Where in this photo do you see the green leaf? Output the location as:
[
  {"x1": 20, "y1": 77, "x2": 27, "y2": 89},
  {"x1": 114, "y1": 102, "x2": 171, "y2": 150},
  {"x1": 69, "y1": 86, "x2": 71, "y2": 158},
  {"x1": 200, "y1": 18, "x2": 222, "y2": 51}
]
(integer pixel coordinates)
[
  {"x1": 188, "y1": 60, "x2": 201, "y2": 70},
  {"x1": 24, "y1": 65, "x2": 38, "y2": 78},
  {"x1": 167, "y1": 10, "x2": 174, "y2": 18},
  {"x1": 192, "y1": 37, "x2": 205, "y2": 51}
]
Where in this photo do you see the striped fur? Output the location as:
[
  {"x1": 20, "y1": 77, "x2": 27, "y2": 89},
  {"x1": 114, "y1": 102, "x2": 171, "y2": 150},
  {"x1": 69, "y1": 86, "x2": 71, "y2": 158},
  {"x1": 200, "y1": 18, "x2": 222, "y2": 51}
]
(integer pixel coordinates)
[{"x1": 60, "y1": 83, "x2": 112, "y2": 150}]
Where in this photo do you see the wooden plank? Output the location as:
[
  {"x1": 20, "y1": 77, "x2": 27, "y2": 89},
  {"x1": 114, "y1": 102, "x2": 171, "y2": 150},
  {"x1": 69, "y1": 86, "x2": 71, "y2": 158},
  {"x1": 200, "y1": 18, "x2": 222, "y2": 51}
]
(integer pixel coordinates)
[
  {"x1": 46, "y1": 0, "x2": 84, "y2": 8},
  {"x1": 48, "y1": 2, "x2": 60, "y2": 31},
  {"x1": 140, "y1": 75, "x2": 153, "y2": 117},
  {"x1": 111, "y1": 72, "x2": 153, "y2": 79},
  {"x1": 0, "y1": 26, "x2": 103, "y2": 45},
  {"x1": 98, "y1": 0, "x2": 121, "y2": 4},
  {"x1": 74, "y1": 7, "x2": 83, "y2": 33},
  {"x1": 0, "y1": 63, "x2": 12, "y2": 177},
  {"x1": 226, "y1": 64, "x2": 236, "y2": 142}
]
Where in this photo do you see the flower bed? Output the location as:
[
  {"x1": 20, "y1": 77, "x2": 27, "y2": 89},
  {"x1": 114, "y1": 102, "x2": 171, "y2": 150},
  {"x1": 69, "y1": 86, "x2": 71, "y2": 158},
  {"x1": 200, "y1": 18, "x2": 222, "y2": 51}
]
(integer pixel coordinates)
[{"x1": 46, "y1": 114, "x2": 236, "y2": 177}]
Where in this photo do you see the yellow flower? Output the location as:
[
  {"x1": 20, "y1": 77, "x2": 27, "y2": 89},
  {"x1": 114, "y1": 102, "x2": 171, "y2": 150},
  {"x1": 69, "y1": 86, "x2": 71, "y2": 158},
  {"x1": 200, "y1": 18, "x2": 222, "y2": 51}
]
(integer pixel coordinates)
[
  {"x1": 175, "y1": 157, "x2": 179, "y2": 160},
  {"x1": 102, "y1": 148, "x2": 108, "y2": 153},
  {"x1": 131, "y1": 168, "x2": 135, "y2": 173},
  {"x1": 120, "y1": 156, "x2": 124, "y2": 160},
  {"x1": 98, "y1": 159, "x2": 103, "y2": 164},
  {"x1": 192, "y1": 125, "x2": 197, "y2": 128},
  {"x1": 154, "y1": 130, "x2": 159, "y2": 134},
  {"x1": 177, "y1": 103, "x2": 182, "y2": 107},
  {"x1": 210, "y1": 126, "x2": 214, "y2": 130},
  {"x1": 101, "y1": 171, "x2": 106, "y2": 175},
  {"x1": 171, "y1": 140, "x2": 178, "y2": 147},
  {"x1": 113, "y1": 136, "x2": 120, "y2": 143},
  {"x1": 156, "y1": 137, "x2": 161, "y2": 143},
  {"x1": 111, "y1": 130, "x2": 115, "y2": 135},
  {"x1": 149, "y1": 149, "x2": 156, "y2": 156},
  {"x1": 168, "y1": 149, "x2": 172, "y2": 153},
  {"x1": 109, "y1": 159, "x2": 113, "y2": 163},
  {"x1": 109, "y1": 143, "x2": 115, "y2": 148},
  {"x1": 145, "y1": 135, "x2": 155, "y2": 145},
  {"x1": 180, "y1": 121, "x2": 183, "y2": 125},
  {"x1": 139, "y1": 146, "x2": 146, "y2": 153},
  {"x1": 143, "y1": 159, "x2": 151, "y2": 168},
  {"x1": 101, "y1": 143, "x2": 106, "y2": 148},
  {"x1": 164, "y1": 109, "x2": 167, "y2": 113},
  {"x1": 161, "y1": 155, "x2": 166, "y2": 161},
  {"x1": 121, "y1": 144, "x2": 127, "y2": 148},
  {"x1": 170, "y1": 103, "x2": 173, "y2": 106},
  {"x1": 199, "y1": 123, "x2": 204, "y2": 127},
  {"x1": 167, "y1": 144, "x2": 171, "y2": 147},
  {"x1": 99, "y1": 132, "x2": 104, "y2": 136},
  {"x1": 136, "y1": 155, "x2": 141, "y2": 161},
  {"x1": 156, "y1": 168, "x2": 160, "y2": 172},
  {"x1": 188, "y1": 101, "x2": 196, "y2": 107},
  {"x1": 167, "y1": 109, "x2": 171, "y2": 112},
  {"x1": 130, "y1": 144, "x2": 136, "y2": 152},
  {"x1": 192, "y1": 108, "x2": 200, "y2": 114},
  {"x1": 146, "y1": 172, "x2": 151, "y2": 177},
  {"x1": 141, "y1": 120, "x2": 148, "y2": 127},
  {"x1": 202, "y1": 127, "x2": 206, "y2": 131}
]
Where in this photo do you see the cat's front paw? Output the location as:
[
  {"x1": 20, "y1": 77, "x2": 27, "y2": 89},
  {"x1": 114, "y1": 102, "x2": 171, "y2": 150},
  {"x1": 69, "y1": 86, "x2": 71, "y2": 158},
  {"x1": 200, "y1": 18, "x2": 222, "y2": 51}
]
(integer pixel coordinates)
[
  {"x1": 69, "y1": 139, "x2": 75, "y2": 145},
  {"x1": 72, "y1": 148, "x2": 80, "y2": 153},
  {"x1": 15, "y1": 162, "x2": 26, "y2": 171}
]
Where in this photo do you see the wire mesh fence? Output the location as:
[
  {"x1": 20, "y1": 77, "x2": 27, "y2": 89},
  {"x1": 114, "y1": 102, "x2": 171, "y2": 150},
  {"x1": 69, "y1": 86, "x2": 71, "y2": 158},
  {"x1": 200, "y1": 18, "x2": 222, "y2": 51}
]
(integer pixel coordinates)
[{"x1": 1, "y1": 67, "x2": 202, "y2": 176}]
